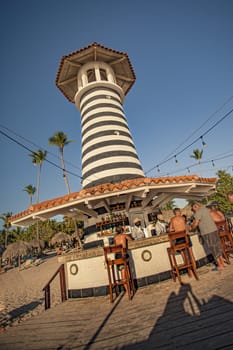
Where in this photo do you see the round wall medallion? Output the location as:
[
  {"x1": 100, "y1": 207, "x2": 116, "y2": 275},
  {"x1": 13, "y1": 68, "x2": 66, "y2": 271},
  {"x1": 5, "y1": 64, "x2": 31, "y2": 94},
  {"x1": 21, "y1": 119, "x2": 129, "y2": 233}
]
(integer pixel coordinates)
[
  {"x1": 70, "y1": 263, "x2": 79, "y2": 275},
  {"x1": 141, "y1": 249, "x2": 152, "y2": 262}
]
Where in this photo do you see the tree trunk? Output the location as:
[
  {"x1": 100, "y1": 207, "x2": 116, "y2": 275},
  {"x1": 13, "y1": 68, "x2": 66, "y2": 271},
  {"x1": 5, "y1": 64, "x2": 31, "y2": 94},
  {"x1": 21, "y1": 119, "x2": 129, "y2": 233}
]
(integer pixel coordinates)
[
  {"x1": 36, "y1": 220, "x2": 39, "y2": 241},
  {"x1": 73, "y1": 218, "x2": 83, "y2": 249},
  {"x1": 60, "y1": 149, "x2": 71, "y2": 194},
  {"x1": 5, "y1": 228, "x2": 8, "y2": 247},
  {"x1": 36, "y1": 164, "x2": 41, "y2": 203}
]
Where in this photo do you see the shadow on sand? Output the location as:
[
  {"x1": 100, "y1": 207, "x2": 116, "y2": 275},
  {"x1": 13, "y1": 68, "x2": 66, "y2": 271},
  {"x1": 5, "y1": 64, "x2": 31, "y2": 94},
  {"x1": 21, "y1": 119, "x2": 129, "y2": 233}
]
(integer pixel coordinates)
[{"x1": 8, "y1": 300, "x2": 43, "y2": 321}]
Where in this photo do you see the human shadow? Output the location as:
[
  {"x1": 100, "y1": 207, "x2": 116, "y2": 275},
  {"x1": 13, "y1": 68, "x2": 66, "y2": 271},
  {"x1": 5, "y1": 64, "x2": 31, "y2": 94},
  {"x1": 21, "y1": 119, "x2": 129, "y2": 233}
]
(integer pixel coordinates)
[{"x1": 120, "y1": 282, "x2": 233, "y2": 349}]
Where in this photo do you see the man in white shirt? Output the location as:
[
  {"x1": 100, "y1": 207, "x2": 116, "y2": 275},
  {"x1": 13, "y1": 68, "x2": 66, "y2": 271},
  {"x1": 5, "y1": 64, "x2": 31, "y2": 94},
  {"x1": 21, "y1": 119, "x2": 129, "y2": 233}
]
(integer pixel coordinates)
[
  {"x1": 131, "y1": 218, "x2": 145, "y2": 240},
  {"x1": 155, "y1": 214, "x2": 167, "y2": 235}
]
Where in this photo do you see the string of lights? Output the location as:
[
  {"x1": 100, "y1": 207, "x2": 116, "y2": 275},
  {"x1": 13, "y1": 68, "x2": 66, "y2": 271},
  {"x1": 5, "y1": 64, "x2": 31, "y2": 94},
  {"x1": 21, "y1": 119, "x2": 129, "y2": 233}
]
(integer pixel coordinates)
[
  {"x1": 155, "y1": 152, "x2": 233, "y2": 177},
  {"x1": 160, "y1": 95, "x2": 233, "y2": 161},
  {"x1": 1, "y1": 105, "x2": 232, "y2": 184},
  {"x1": 145, "y1": 108, "x2": 233, "y2": 175}
]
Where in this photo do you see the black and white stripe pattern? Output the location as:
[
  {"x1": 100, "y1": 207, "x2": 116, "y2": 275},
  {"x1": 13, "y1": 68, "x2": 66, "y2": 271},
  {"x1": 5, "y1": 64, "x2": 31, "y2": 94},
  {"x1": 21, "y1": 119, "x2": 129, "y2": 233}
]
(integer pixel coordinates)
[{"x1": 75, "y1": 83, "x2": 144, "y2": 188}]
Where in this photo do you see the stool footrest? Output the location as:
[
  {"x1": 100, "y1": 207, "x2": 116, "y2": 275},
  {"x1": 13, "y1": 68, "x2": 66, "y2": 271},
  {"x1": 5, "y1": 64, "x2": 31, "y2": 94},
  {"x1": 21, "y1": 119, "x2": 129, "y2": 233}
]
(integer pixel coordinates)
[
  {"x1": 167, "y1": 231, "x2": 198, "y2": 284},
  {"x1": 104, "y1": 245, "x2": 136, "y2": 302}
]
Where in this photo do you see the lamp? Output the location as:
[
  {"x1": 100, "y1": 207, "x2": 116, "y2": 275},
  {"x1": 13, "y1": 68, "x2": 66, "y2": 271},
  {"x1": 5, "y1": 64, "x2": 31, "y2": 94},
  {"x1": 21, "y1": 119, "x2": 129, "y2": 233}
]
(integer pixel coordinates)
[{"x1": 201, "y1": 136, "x2": 207, "y2": 148}]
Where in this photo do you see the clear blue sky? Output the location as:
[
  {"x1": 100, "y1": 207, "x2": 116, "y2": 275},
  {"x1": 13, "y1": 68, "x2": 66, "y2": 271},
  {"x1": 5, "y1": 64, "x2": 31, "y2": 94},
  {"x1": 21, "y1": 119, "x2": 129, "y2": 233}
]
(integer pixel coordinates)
[{"x1": 1, "y1": 0, "x2": 233, "y2": 219}]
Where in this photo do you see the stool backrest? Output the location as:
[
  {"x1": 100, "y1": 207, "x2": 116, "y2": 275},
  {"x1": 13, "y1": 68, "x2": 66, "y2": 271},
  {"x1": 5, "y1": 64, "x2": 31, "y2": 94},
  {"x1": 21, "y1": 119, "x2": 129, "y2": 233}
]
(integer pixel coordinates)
[
  {"x1": 103, "y1": 245, "x2": 126, "y2": 262},
  {"x1": 168, "y1": 230, "x2": 189, "y2": 248},
  {"x1": 216, "y1": 220, "x2": 229, "y2": 233}
]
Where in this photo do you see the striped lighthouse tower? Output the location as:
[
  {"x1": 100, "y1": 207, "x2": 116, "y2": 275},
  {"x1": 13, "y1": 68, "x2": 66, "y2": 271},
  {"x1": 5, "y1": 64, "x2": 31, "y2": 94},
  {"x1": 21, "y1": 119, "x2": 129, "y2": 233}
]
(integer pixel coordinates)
[{"x1": 56, "y1": 43, "x2": 145, "y2": 188}]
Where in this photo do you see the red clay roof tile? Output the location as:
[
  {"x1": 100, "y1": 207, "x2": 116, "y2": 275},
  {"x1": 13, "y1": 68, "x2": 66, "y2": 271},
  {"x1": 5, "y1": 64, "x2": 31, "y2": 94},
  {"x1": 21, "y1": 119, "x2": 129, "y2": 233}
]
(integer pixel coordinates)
[{"x1": 9, "y1": 175, "x2": 217, "y2": 222}]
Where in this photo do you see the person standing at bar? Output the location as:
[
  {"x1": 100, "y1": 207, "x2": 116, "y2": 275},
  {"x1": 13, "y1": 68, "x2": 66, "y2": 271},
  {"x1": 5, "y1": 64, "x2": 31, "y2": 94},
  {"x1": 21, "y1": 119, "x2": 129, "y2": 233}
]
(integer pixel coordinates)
[
  {"x1": 206, "y1": 202, "x2": 226, "y2": 223},
  {"x1": 191, "y1": 202, "x2": 224, "y2": 271},
  {"x1": 131, "y1": 218, "x2": 145, "y2": 240}
]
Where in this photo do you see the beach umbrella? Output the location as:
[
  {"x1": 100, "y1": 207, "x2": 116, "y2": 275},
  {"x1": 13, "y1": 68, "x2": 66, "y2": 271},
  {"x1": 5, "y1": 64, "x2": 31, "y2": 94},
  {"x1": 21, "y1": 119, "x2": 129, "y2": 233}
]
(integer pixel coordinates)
[
  {"x1": 2, "y1": 241, "x2": 31, "y2": 268},
  {"x1": 50, "y1": 232, "x2": 72, "y2": 246},
  {"x1": 29, "y1": 239, "x2": 45, "y2": 252},
  {"x1": 71, "y1": 230, "x2": 82, "y2": 239}
]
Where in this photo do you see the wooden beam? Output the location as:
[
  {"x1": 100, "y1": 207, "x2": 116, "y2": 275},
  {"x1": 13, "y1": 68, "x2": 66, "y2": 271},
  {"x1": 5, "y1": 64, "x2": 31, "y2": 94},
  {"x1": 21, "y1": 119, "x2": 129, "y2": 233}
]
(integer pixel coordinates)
[
  {"x1": 64, "y1": 59, "x2": 82, "y2": 67},
  {"x1": 115, "y1": 74, "x2": 135, "y2": 82}
]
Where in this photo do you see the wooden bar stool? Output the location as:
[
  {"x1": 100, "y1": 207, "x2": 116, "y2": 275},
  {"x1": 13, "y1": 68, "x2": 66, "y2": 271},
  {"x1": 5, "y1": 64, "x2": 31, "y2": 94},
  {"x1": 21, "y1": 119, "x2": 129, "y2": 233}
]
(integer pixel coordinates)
[
  {"x1": 103, "y1": 245, "x2": 135, "y2": 302},
  {"x1": 167, "y1": 231, "x2": 199, "y2": 285},
  {"x1": 216, "y1": 220, "x2": 233, "y2": 264}
]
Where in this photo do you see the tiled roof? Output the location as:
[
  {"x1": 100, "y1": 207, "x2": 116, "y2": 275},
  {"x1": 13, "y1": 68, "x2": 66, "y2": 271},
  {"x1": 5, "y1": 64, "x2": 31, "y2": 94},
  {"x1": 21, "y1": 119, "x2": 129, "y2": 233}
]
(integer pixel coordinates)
[
  {"x1": 9, "y1": 175, "x2": 217, "y2": 223},
  {"x1": 55, "y1": 42, "x2": 136, "y2": 102}
]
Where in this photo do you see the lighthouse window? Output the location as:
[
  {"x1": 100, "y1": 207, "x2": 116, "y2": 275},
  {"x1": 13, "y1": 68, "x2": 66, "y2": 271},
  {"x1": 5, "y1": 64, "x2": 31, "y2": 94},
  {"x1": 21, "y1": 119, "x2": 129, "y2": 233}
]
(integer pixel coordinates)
[
  {"x1": 87, "y1": 69, "x2": 96, "y2": 83},
  {"x1": 99, "y1": 68, "x2": 107, "y2": 81}
]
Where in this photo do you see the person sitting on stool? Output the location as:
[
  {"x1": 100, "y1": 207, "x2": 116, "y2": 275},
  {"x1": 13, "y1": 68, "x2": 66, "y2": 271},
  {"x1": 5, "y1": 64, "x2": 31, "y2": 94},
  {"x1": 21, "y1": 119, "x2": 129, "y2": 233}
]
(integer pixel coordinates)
[{"x1": 114, "y1": 226, "x2": 133, "y2": 295}]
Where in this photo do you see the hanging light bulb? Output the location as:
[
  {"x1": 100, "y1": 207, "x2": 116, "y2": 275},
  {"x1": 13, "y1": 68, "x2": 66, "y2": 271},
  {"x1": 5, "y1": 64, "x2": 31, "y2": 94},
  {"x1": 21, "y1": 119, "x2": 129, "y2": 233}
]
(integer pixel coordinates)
[
  {"x1": 187, "y1": 167, "x2": 190, "y2": 173},
  {"x1": 211, "y1": 160, "x2": 215, "y2": 167},
  {"x1": 174, "y1": 155, "x2": 178, "y2": 164},
  {"x1": 201, "y1": 136, "x2": 207, "y2": 148},
  {"x1": 157, "y1": 165, "x2": 160, "y2": 173}
]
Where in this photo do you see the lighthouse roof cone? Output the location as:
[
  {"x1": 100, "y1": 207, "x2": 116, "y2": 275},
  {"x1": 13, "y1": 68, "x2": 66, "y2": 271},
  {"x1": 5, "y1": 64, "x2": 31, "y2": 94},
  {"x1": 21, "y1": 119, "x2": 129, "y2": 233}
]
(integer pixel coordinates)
[{"x1": 56, "y1": 42, "x2": 145, "y2": 188}]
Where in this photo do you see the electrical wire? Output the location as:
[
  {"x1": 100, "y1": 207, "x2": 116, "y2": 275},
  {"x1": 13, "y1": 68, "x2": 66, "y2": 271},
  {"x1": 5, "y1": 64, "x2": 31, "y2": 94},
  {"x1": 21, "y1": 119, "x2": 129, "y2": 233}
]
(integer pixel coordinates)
[
  {"x1": 0, "y1": 125, "x2": 104, "y2": 185},
  {"x1": 0, "y1": 123, "x2": 82, "y2": 171},
  {"x1": 0, "y1": 129, "x2": 83, "y2": 180}
]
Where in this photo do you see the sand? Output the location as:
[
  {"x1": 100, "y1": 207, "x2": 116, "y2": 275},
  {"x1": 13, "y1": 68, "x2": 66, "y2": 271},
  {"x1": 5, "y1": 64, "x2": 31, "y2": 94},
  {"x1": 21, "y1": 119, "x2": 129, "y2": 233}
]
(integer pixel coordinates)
[{"x1": 0, "y1": 252, "x2": 61, "y2": 330}]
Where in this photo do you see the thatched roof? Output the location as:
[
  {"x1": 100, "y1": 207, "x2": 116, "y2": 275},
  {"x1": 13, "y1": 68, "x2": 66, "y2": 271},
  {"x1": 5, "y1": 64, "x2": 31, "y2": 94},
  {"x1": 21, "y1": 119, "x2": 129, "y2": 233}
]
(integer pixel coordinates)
[
  {"x1": 50, "y1": 232, "x2": 72, "y2": 246},
  {"x1": 29, "y1": 239, "x2": 45, "y2": 250},
  {"x1": 2, "y1": 241, "x2": 31, "y2": 260}
]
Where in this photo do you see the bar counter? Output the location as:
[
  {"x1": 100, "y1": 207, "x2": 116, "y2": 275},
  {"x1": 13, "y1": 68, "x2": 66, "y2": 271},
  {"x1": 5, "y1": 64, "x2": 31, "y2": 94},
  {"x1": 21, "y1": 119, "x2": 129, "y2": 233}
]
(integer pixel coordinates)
[{"x1": 58, "y1": 232, "x2": 208, "y2": 299}]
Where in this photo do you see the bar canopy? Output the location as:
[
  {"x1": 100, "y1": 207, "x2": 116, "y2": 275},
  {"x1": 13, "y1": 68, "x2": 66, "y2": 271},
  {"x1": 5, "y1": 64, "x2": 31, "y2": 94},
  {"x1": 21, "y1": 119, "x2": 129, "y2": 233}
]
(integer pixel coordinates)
[{"x1": 10, "y1": 175, "x2": 217, "y2": 227}]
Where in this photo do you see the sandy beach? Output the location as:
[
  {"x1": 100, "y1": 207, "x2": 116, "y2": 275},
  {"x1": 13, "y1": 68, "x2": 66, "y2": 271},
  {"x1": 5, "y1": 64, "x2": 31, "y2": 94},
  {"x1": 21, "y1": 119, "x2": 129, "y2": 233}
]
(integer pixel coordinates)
[{"x1": 0, "y1": 252, "x2": 61, "y2": 330}]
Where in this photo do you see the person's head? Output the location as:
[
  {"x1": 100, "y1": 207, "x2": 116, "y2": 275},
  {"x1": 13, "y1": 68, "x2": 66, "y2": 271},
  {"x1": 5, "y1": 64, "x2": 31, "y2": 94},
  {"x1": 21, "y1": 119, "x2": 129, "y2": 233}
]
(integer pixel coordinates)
[
  {"x1": 227, "y1": 191, "x2": 233, "y2": 204},
  {"x1": 192, "y1": 202, "x2": 200, "y2": 213},
  {"x1": 116, "y1": 225, "x2": 123, "y2": 235},
  {"x1": 173, "y1": 207, "x2": 181, "y2": 216},
  {"x1": 157, "y1": 214, "x2": 164, "y2": 222},
  {"x1": 133, "y1": 218, "x2": 141, "y2": 227},
  {"x1": 206, "y1": 201, "x2": 219, "y2": 210}
]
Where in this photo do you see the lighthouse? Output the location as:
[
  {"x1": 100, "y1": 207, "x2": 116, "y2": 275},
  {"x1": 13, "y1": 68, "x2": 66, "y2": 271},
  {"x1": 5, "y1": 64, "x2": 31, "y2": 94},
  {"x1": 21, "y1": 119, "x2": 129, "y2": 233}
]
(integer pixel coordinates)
[{"x1": 56, "y1": 42, "x2": 145, "y2": 188}]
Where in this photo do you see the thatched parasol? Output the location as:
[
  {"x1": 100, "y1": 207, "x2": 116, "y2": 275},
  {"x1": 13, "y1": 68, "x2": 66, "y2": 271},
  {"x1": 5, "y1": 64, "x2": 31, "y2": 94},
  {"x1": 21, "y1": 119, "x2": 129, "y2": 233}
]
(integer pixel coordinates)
[
  {"x1": 50, "y1": 232, "x2": 72, "y2": 246},
  {"x1": 29, "y1": 239, "x2": 45, "y2": 254},
  {"x1": 2, "y1": 241, "x2": 31, "y2": 268}
]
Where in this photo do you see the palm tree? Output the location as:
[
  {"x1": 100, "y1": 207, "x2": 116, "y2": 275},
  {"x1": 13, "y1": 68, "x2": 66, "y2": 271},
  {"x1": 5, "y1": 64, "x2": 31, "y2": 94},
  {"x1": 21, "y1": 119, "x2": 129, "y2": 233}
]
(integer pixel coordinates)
[
  {"x1": 29, "y1": 150, "x2": 47, "y2": 203},
  {"x1": 23, "y1": 185, "x2": 36, "y2": 206},
  {"x1": 29, "y1": 150, "x2": 47, "y2": 241},
  {"x1": 0, "y1": 212, "x2": 12, "y2": 247},
  {"x1": 48, "y1": 131, "x2": 75, "y2": 194},
  {"x1": 190, "y1": 149, "x2": 203, "y2": 177}
]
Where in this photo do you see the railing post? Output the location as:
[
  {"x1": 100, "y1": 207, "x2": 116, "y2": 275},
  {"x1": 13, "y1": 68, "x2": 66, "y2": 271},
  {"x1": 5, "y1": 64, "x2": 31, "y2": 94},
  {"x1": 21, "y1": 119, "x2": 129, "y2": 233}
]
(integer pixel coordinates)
[
  {"x1": 60, "y1": 264, "x2": 67, "y2": 302},
  {"x1": 45, "y1": 285, "x2": 51, "y2": 310},
  {"x1": 42, "y1": 264, "x2": 67, "y2": 310}
]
